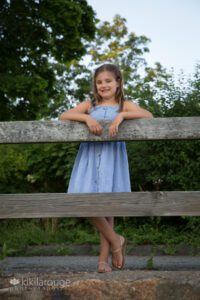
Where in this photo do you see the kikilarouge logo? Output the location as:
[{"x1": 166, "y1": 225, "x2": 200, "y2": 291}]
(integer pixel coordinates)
[{"x1": 9, "y1": 277, "x2": 71, "y2": 291}]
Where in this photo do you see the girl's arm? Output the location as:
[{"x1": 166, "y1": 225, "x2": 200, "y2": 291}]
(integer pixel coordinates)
[
  {"x1": 122, "y1": 101, "x2": 153, "y2": 119},
  {"x1": 59, "y1": 100, "x2": 102, "y2": 136},
  {"x1": 109, "y1": 100, "x2": 153, "y2": 137},
  {"x1": 59, "y1": 100, "x2": 90, "y2": 122}
]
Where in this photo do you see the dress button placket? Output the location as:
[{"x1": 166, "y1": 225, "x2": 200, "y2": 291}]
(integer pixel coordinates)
[
  {"x1": 103, "y1": 107, "x2": 107, "y2": 119},
  {"x1": 96, "y1": 108, "x2": 107, "y2": 191}
]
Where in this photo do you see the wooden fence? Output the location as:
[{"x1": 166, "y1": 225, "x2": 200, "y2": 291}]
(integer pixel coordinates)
[{"x1": 0, "y1": 117, "x2": 200, "y2": 219}]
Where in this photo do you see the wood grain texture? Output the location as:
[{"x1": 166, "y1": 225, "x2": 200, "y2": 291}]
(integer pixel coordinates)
[
  {"x1": 0, "y1": 117, "x2": 200, "y2": 144},
  {"x1": 0, "y1": 192, "x2": 200, "y2": 218}
]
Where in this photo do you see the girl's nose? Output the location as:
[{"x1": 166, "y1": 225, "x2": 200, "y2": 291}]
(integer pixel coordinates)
[{"x1": 101, "y1": 81, "x2": 107, "y2": 87}]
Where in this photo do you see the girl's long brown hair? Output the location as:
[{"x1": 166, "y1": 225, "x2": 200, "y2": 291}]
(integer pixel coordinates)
[{"x1": 92, "y1": 64, "x2": 125, "y2": 111}]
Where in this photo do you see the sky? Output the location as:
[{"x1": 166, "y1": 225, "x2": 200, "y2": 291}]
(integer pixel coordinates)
[{"x1": 87, "y1": 0, "x2": 200, "y2": 77}]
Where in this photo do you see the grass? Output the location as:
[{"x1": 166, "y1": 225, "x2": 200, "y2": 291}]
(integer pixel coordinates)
[{"x1": 0, "y1": 217, "x2": 200, "y2": 258}]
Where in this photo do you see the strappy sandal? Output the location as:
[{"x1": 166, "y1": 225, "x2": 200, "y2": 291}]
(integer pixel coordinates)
[
  {"x1": 98, "y1": 261, "x2": 112, "y2": 273},
  {"x1": 112, "y1": 236, "x2": 127, "y2": 270}
]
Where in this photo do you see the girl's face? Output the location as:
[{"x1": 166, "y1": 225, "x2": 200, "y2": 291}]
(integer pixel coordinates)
[{"x1": 95, "y1": 71, "x2": 119, "y2": 101}]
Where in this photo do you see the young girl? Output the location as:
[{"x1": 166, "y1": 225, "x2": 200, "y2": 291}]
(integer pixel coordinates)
[{"x1": 60, "y1": 63, "x2": 153, "y2": 273}]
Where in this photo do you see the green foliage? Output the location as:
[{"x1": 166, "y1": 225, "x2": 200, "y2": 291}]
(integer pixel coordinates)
[
  {"x1": 0, "y1": 143, "x2": 78, "y2": 193},
  {"x1": 126, "y1": 64, "x2": 200, "y2": 192},
  {"x1": 0, "y1": 218, "x2": 99, "y2": 256},
  {"x1": 0, "y1": 145, "x2": 29, "y2": 192},
  {"x1": 146, "y1": 256, "x2": 154, "y2": 269},
  {"x1": 62, "y1": 15, "x2": 151, "y2": 104},
  {"x1": 89, "y1": 14, "x2": 150, "y2": 66},
  {"x1": 0, "y1": 216, "x2": 199, "y2": 257},
  {"x1": 127, "y1": 140, "x2": 200, "y2": 192},
  {"x1": 0, "y1": 0, "x2": 96, "y2": 120},
  {"x1": 26, "y1": 143, "x2": 79, "y2": 192},
  {"x1": 0, "y1": 242, "x2": 16, "y2": 260},
  {"x1": 115, "y1": 217, "x2": 200, "y2": 248}
]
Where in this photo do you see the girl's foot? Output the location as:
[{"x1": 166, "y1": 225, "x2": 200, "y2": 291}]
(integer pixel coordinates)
[
  {"x1": 112, "y1": 235, "x2": 127, "y2": 270},
  {"x1": 98, "y1": 261, "x2": 112, "y2": 273}
]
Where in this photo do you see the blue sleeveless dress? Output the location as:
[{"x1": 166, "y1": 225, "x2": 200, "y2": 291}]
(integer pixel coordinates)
[{"x1": 67, "y1": 105, "x2": 131, "y2": 193}]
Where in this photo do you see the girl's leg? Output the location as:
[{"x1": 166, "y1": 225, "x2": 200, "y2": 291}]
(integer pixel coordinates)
[
  {"x1": 89, "y1": 217, "x2": 125, "y2": 269},
  {"x1": 98, "y1": 217, "x2": 114, "y2": 272}
]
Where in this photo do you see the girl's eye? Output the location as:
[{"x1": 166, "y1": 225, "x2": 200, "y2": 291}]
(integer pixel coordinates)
[{"x1": 96, "y1": 79, "x2": 112, "y2": 84}]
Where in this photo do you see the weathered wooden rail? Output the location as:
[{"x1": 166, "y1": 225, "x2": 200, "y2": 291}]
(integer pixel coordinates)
[
  {"x1": 0, "y1": 117, "x2": 200, "y2": 143},
  {"x1": 0, "y1": 117, "x2": 200, "y2": 218}
]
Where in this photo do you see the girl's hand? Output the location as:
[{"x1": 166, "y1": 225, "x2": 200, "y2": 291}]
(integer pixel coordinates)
[
  {"x1": 86, "y1": 116, "x2": 103, "y2": 136},
  {"x1": 109, "y1": 113, "x2": 124, "y2": 137}
]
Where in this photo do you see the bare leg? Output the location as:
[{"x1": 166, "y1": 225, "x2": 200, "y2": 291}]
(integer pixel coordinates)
[
  {"x1": 89, "y1": 217, "x2": 124, "y2": 268},
  {"x1": 98, "y1": 217, "x2": 113, "y2": 272},
  {"x1": 99, "y1": 217, "x2": 113, "y2": 260}
]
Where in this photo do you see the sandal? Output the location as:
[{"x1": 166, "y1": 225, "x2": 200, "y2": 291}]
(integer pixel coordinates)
[
  {"x1": 98, "y1": 261, "x2": 112, "y2": 273},
  {"x1": 112, "y1": 236, "x2": 127, "y2": 270}
]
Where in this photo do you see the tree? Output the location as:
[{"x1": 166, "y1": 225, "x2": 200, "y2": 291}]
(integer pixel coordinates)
[
  {"x1": 128, "y1": 67, "x2": 200, "y2": 192},
  {"x1": 0, "y1": 0, "x2": 96, "y2": 120},
  {"x1": 62, "y1": 15, "x2": 151, "y2": 106},
  {"x1": 61, "y1": 15, "x2": 174, "y2": 118}
]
